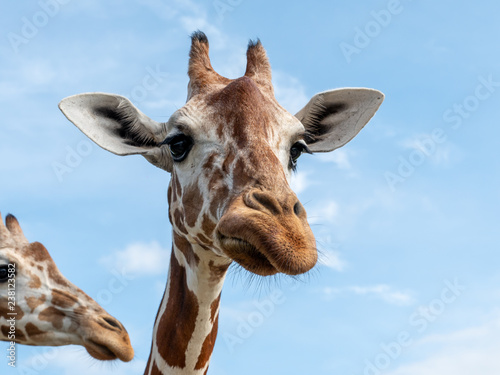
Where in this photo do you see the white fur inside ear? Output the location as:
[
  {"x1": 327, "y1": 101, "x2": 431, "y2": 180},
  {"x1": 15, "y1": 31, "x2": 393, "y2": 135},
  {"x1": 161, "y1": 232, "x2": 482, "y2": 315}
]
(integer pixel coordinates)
[
  {"x1": 59, "y1": 93, "x2": 158, "y2": 155},
  {"x1": 59, "y1": 93, "x2": 172, "y2": 171},
  {"x1": 295, "y1": 88, "x2": 384, "y2": 152}
]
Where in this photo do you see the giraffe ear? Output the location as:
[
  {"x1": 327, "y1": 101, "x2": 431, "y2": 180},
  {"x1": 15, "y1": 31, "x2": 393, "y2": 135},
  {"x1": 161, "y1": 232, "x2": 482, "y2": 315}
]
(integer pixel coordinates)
[
  {"x1": 59, "y1": 93, "x2": 173, "y2": 172},
  {"x1": 295, "y1": 88, "x2": 384, "y2": 152}
]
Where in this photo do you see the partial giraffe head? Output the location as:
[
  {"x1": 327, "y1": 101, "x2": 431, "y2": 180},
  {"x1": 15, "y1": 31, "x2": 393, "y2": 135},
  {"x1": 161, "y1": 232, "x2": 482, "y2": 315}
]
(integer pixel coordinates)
[
  {"x1": 59, "y1": 31, "x2": 383, "y2": 277},
  {"x1": 0, "y1": 213, "x2": 134, "y2": 362}
]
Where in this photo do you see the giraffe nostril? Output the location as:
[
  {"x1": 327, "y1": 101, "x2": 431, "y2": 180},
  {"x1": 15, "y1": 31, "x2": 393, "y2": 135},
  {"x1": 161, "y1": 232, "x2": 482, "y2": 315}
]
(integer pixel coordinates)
[
  {"x1": 103, "y1": 317, "x2": 122, "y2": 330},
  {"x1": 250, "y1": 191, "x2": 281, "y2": 215}
]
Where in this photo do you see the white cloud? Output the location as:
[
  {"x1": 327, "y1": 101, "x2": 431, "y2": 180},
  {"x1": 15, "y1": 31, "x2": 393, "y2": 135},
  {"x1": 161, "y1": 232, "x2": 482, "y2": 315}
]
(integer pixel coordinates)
[
  {"x1": 307, "y1": 200, "x2": 340, "y2": 225},
  {"x1": 290, "y1": 170, "x2": 313, "y2": 194},
  {"x1": 137, "y1": 0, "x2": 184, "y2": 20},
  {"x1": 315, "y1": 149, "x2": 352, "y2": 170},
  {"x1": 99, "y1": 241, "x2": 170, "y2": 277},
  {"x1": 400, "y1": 134, "x2": 461, "y2": 168},
  {"x1": 318, "y1": 249, "x2": 346, "y2": 272},
  {"x1": 386, "y1": 313, "x2": 500, "y2": 375},
  {"x1": 180, "y1": 15, "x2": 228, "y2": 48},
  {"x1": 424, "y1": 38, "x2": 451, "y2": 56},
  {"x1": 20, "y1": 58, "x2": 57, "y2": 86},
  {"x1": 350, "y1": 285, "x2": 415, "y2": 306},
  {"x1": 322, "y1": 284, "x2": 414, "y2": 306},
  {"x1": 272, "y1": 70, "x2": 309, "y2": 114},
  {"x1": 314, "y1": 235, "x2": 346, "y2": 271},
  {"x1": 214, "y1": 48, "x2": 247, "y2": 79}
]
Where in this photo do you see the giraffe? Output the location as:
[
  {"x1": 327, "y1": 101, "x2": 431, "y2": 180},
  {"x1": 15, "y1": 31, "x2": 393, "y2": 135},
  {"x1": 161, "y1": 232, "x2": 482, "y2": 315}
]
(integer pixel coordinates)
[
  {"x1": 0, "y1": 212, "x2": 134, "y2": 362},
  {"x1": 58, "y1": 31, "x2": 384, "y2": 374}
]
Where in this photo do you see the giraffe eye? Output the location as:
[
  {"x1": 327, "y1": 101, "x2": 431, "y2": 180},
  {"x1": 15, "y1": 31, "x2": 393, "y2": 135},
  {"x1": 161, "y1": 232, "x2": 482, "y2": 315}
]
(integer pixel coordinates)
[
  {"x1": 162, "y1": 134, "x2": 194, "y2": 162},
  {"x1": 289, "y1": 142, "x2": 310, "y2": 171},
  {"x1": 0, "y1": 265, "x2": 9, "y2": 283}
]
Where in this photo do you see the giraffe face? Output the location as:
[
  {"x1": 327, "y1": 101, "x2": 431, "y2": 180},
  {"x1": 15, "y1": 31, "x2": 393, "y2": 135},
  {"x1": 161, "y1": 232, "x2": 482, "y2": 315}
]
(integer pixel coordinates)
[
  {"x1": 0, "y1": 214, "x2": 134, "y2": 362},
  {"x1": 166, "y1": 77, "x2": 316, "y2": 276}
]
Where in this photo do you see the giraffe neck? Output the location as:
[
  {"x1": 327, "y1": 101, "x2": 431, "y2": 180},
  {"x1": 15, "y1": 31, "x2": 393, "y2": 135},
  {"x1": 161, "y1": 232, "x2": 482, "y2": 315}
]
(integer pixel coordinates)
[{"x1": 145, "y1": 232, "x2": 229, "y2": 375}]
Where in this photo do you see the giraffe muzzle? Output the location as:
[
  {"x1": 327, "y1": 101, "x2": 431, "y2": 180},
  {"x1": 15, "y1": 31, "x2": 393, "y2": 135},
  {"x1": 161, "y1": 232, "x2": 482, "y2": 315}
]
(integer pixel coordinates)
[
  {"x1": 82, "y1": 313, "x2": 135, "y2": 362},
  {"x1": 216, "y1": 190, "x2": 317, "y2": 276}
]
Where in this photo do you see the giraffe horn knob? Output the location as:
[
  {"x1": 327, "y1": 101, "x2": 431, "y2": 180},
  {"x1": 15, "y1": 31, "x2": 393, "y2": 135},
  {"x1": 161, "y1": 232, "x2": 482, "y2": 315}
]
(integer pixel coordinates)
[
  {"x1": 0, "y1": 212, "x2": 8, "y2": 240},
  {"x1": 5, "y1": 214, "x2": 29, "y2": 244},
  {"x1": 245, "y1": 39, "x2": 273, "y2": 95},
  {"x1": 187, "y1": 30, "x2": 228, "y2": 97}
]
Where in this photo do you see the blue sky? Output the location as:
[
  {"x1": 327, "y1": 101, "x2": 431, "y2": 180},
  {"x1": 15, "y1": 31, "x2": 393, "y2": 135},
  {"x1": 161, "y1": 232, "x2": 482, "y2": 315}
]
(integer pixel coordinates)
[{"x1": 1, "y1": 0, "x2": 499, "y2": 374}]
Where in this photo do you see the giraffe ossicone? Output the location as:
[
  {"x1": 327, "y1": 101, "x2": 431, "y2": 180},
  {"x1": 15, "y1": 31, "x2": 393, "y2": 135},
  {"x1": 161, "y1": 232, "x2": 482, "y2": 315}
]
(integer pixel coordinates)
[
  {"x1": 0, "y1": 213, "x2": 134, "y2": 362},
  {"x1": 59, "y1": 31, "x2": 384, "y2": 374}
]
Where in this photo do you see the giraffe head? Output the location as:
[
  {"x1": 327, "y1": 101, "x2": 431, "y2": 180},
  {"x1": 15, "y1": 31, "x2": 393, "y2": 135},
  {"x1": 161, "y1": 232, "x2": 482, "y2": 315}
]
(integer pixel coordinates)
[
  {"x1": 0, "y1": 213, "x2": 134, "y2": 362},
  {"x1": 59, "y1": 31, "x2": 383, "y2": 277}
]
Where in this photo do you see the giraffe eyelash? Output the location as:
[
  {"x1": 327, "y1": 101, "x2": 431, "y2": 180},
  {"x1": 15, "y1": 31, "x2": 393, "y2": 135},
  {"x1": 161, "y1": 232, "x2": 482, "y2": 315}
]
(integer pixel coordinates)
[{"x1": 289, "y1": 142, "x2": 312, "y2": 172}]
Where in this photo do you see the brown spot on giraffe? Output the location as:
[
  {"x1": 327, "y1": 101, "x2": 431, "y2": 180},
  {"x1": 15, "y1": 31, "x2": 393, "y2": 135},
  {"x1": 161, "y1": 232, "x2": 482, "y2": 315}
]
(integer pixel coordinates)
[
  {"x1": 74, "y1": 305, "x2": 88, "y2": 315},
  {"x1": 1, "y1": 326, "x2": 9, "y2": 337},
  {"x1": 28, "y1": 273, "x2": 42, "y2": 289},
  {"x1": 173, "y1": 208, "x2": 188, "y2": 235},
  {"x1": 25, "y1": 295, "x2": 46, "y2": 312},
  {"x1": 39, "y1": 306, "x2": 65, "y2": 330},
  {"x1": 25, "y1": 322, "x2": 46, "y2": 338},
  {"x1": 167, "y1": 184, "x2": 173, "y2": 204},
  {"x1": 202, "y1": 152, "x2": 217, "y2": 172},
  {"x1": 196, "y1": 233, "x2": 212, "y2": 247},
  {"x1": 182, "y1": 183, "x2": 203, "y2": 228},
  {"x1": 209, "y1": 184, "x2": 229, "y2": 219},
  {"x1": 210, "y1": 292, "x2": 221, "y2": 323},
  {"x1": 195, "y1": 292, "x2": 222, "y2": 370},
  {"x1": 232, "y1": 157, "x2": 257, "y2": 192},
  {"x1": 0, "y1": 299, "x2": 24, "y2": 320},
  {"x1": 46, "y1": 263, "x2": 70, "y2": 288},
  {"x1": 174, "y1": 173, "x2": 182, "y2": 198},
  {"x1": 4, "y1": 326, "x2": 27, "y2": 342},
  {"x1": 156, "y1": 252, "x2": 199, "y2": 368},
  {"x1": 28, "y1": 242, "x2": 51, "y2": 262},
  {"x1": 208, "y1": 261, "x2": 229, "y2": 284},
  {"x1": 207, "y1": 167, "x2": 224, "y2": 192},
  {"x1": 201, "y1": 214, "x2": 216, "y2": 237},
  {"x1": 16, "y1": 329, "x2": 26, "y2": 341},
  {"x1": 52, "y1": 289, "x2": 79, "y2": 309},
  {"x1": 150, "y1": 361, "x2": 162, "y2": 375},
  {"x1": 195, "y1": 315, "x2": 218, "y2": 370},
  {"x1": 174, "y1": 232, "x2": 200, "y2": 268},
  {"x1": 221, "y1": 151, "x2": 235, "y2": 174}
]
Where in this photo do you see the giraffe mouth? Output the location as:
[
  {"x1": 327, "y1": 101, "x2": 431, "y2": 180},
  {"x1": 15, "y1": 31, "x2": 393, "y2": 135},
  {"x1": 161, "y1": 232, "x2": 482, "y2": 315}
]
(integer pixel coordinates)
[
  {"x1": 83, "y1": 338, "x2": 134, "y2": 362},
  {"x1": 84, "y1": 339, "x2": 119, "y2": 361},
  {"x1": 216, "y1": 201, "x2": 317, "y2": 276},
  {"x1": 218, "y1": 234, "x2": 278, "y2": 276}
]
